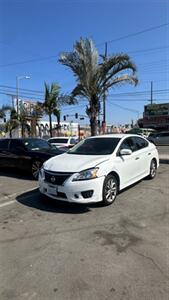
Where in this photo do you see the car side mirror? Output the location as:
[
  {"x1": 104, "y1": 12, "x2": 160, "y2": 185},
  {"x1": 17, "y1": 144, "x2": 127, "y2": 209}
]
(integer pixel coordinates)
[{"x1": 120, "y1": 149, "x2": 132, "y2": 156}]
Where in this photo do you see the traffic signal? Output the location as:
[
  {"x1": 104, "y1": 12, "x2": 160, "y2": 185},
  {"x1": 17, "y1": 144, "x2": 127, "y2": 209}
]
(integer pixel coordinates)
[
  {"x1": 63, "y1": 115, "x2": 66, "y2": 121},
  {"x1": 75, "y1": 113, "x2": 78, "y2": 119}
]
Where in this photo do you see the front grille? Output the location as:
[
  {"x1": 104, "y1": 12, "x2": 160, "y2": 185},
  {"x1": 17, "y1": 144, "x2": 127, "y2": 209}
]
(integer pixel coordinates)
[{"x1": 44, "y1": 170, "x2": 74, "y2": 186}]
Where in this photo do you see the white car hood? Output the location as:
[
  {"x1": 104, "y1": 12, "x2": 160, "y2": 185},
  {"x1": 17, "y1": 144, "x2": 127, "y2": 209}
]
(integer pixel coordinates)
[{"x1": 44, "y1": 153, "x2": 110, "y2": 173}]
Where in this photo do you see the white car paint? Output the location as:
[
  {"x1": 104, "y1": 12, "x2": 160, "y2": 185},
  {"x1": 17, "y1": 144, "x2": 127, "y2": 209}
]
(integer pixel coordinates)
[
  {"x1": 48, "y1": 137, "x2": 78, "y2": 148},
  {"x1": 39, "y1": 134, "x2": 159, "y2": 204}
]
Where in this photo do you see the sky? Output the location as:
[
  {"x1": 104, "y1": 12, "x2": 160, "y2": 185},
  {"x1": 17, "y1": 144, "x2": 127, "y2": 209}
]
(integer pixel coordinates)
[{"x1": 0, "y1": 0, "x2": 169, "y2": 126}]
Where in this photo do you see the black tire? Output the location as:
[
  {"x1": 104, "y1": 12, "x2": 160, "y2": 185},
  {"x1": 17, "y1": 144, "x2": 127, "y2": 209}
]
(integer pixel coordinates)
[
  {"x1": 31, "y1": 160, "x2": 42, "y2": 180},
  {"x1": 102, "y1": 174, "x2": 118, "y2": 206},
  {"x1": 148, "y1": 159, "x2": 157, "y2": 179}
]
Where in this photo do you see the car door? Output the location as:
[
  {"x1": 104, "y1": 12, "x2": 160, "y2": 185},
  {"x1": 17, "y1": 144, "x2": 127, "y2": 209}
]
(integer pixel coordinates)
[
  {"x1": 132, "y1": 136, "x2": 150, "y2": 176},
  {"x1": 8, "y1": 139, "x2": 30, "y2": 170},
  {"x1": 0, "y1": 139, "x2": 10, "y2": 167},
  {"x1": 114, "y1": 137, "x2": 141, "y2": 187}
]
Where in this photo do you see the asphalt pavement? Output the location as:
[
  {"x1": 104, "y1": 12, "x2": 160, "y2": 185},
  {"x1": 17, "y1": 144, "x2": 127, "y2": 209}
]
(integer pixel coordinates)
[{"x1": 0, "y1": 147, "x2": 169, "y2": 300}]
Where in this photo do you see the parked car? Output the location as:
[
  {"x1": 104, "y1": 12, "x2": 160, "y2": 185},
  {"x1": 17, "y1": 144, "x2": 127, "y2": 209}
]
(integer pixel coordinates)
[
  {"x1": 0, "y1": 138, "x2": 65, "y2": 179},
  {"x1": 39, "y1": 134, "x2": 159, "y2": 206},
  {"x1": 148, "y1": 131, "x2": 169, "y2": 145},
  {"x1": 126, "y1": 128, "x2": 155, "y2": 138},
  {"x1": 48, "y1": 137, "x2": 78, "y2": 149}
]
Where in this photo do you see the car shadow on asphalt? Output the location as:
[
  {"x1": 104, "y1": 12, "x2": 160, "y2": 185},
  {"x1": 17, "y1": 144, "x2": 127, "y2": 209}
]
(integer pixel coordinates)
[
  {"x1": 159, "y1": 159, "x2": 169, "y2": 165},
  {"x1": 16, "y1": 188, "x2": 101, "y2": 214},
  {"x1": 0, "y1": 168, "x2": 34, "y2": 181}
]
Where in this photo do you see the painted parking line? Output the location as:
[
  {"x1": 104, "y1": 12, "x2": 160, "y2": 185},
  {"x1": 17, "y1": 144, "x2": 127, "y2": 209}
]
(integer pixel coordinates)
[
  {"x1": 0, "y1": 200, "x2": 16, "y2": 208},
  {"x1": 0, "y1": 187, "x2": 38, "y2": 209}
]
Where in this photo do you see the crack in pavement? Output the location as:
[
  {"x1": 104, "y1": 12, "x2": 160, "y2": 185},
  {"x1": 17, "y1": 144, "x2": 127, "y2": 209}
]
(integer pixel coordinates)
[{"x1": 130, "y1": 248, "x2": 169, "y2": 280}]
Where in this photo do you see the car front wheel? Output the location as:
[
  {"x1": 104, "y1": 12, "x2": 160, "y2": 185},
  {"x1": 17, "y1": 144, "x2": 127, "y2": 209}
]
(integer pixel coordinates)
[
  {"x1": 31, "y1": 160, "x2": 42, "y2": 179},
  {"x1": 102, "y1": 174, "x2": 118, "y2": 206}
]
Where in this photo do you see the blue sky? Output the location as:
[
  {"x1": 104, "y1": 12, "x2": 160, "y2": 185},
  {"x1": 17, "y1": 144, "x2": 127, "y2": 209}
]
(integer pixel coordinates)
[{"x1": 0, "y1": 0, "x2": 169, "y2": 125}]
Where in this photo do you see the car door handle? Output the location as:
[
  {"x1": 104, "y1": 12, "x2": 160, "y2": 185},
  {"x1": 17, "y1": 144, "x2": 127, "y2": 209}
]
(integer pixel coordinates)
[{"x1": 135, "y1": 157, "x2": 140, "y2": 160}]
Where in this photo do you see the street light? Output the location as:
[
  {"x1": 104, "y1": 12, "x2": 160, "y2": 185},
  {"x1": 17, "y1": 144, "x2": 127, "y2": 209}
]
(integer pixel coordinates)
[{"x1": 16, "y1": 75, "x2": 31, "y2": 116}]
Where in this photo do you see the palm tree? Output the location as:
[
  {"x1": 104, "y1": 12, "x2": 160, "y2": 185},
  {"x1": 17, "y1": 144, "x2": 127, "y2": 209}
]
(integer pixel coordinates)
[
  {"x1": 43, "y1": 82, "x2": 60, "y2": 137},
  {"x1": 59, "y1": 38, "x2": 138, "y2": 136},
  {"x1": 53, "y1": 107, "x2": 61, "y2": 136},
  {"x1": 5, "y1": 109, "x2": 19, "y2": 138},
  {"x1": 0, "y1": 105, "x2": 11, "y2": 120},
  {"x1": 43, "y1": 82, "x2": 76, "y2": 137}
]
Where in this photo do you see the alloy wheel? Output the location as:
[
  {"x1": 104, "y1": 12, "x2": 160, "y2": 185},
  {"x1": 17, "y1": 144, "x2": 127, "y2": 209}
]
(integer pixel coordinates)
[
  {"x1": 103, "y1": 175, "x2": 118, "y2": 205},
  {"x1": 32, "y1": 161, "x2": 42, "y2": 179},
  {"x1": 149, "y1": 160, "x2": 156, "y2": 179}
]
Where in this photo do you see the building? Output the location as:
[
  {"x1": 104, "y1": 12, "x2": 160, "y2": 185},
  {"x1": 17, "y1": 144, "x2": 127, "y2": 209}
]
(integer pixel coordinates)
[
  {"x1": 138, "y1": 103, "x2": 169, "y2": 131},
  {"x1": 37, "y1": 121, "x2": 79, "y2": 137}
]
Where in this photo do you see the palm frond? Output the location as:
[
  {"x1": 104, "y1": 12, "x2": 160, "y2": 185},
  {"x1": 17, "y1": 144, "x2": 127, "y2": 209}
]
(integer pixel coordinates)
[{"x1": 99, "y1": 54, "x2": 137, "y2": 89}]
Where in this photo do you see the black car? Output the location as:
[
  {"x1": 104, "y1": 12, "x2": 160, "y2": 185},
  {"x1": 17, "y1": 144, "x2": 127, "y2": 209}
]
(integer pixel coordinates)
[{"x1": 0, "y1": 138, "x2": 64, "y2": 179}]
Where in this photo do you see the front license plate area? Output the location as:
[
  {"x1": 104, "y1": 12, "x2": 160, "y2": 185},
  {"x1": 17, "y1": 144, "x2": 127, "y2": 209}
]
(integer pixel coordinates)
[{"x1": 47, "y1": 185, "x2": 58, "y2": 195}]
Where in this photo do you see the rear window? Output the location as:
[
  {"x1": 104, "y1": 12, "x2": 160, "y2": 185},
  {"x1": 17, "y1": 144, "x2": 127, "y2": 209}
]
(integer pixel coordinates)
[{"x1": 0, "y1": 139, "x2": 9, "y2": 150}]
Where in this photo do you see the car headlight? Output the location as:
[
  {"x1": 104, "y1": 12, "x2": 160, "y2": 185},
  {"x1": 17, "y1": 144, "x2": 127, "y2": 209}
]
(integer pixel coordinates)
[
  {"x1": 39, "y1": 165, "x2": 45, "y2": 179},
  {"x1": 72, "y1": 167, "x2": 99, "y2": 181}
]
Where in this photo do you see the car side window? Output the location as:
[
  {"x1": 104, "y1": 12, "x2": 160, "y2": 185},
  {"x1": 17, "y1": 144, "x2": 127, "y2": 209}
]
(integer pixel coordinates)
[
  {"x1": 10, "y1": 140, "x2": 24, "y2": 151},
  {"x1": 70, "y1": 138, "x2": 76, "y2": 144},
  {"x1": 134, "y1": 137, "x2": 148, "y2": 150},
  {"x1": 119, "y1": 137, "x2": 136, "y2": 152},
  {"x1": 163, "y1": 133, "x2": 169, "y2": 137},
  {"x1": 0, "y1": 139, "x2": 9, "y2": 150}
]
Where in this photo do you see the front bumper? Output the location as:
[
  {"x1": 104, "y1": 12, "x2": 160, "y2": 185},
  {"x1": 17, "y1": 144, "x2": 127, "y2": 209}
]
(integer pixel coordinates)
[{"x1": 39, "y1": 174, "x2": 105, "y2": 203}]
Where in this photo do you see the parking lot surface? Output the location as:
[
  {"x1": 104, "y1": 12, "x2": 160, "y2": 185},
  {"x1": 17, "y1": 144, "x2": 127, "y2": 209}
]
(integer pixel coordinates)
[{"x1": 0, "y1": 160, "x2": 169, "y2": 300}]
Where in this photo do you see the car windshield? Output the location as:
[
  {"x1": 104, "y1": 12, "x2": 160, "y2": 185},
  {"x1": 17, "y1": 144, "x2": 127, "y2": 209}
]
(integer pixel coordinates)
[
  {"x1": 48, "y1": 138, "x2": 69, "y2": 144},
  {"x1": 68, "y1": 137, "x2": 121, "y2": 155},
  {"x1": 23, "y1": 139, "x2": 51, "y2": 151}
]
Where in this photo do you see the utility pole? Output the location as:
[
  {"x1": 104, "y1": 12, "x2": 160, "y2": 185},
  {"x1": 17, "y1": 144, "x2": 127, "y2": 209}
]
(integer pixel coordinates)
[
  {"x1": 150, "y1": 81, "x2": 153, "y2": 105},
  {"x1": 102, "y1": 42, "x2": 107, "y2": 134}
]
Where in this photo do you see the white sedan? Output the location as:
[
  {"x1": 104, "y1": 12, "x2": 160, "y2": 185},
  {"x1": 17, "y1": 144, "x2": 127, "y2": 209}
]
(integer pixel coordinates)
[{"x1": 39, "y1": 134, "x2": 159, "y2": 206}]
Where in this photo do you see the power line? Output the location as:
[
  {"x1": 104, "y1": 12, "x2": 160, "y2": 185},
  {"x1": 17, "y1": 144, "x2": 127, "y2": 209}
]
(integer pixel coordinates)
[
  {"x1": 108, "y1": 88, "x2": 169, "y2": 97},
  {"x1": 0, "y1": 45, "x2": 168, "y2": 68},
  {"x1": 0, "y1": 87, "x2": 168, "y2": 100},
  {"x1": 97, "y1": 23, "x2": 169, "y2": 47},
  {"x1": 109, "y1": 102, "x2": 140, "y2": 114},
  {"x1": 0, "y1": 20, "x2": 168, "y2": 69},
  {"x1": 0, "y1": 55, "x2": 57, "y2": 68},
  {"x1": 128, "y1": 45, "x2": 169, "y2": 55},
  {"x1": 0, "y1": 85, "x2": 44, "y2": 94}
]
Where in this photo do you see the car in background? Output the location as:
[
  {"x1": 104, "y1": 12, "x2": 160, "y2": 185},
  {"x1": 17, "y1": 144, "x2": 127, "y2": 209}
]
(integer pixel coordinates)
[
  {"x1": 48, "y1": 136, "x2": 78, "y2": 149},
  {"x1": 148, "y1": 131, "x2": 169, "y2": 145},
  {"x1": 0, "y1": 138, "x2": 65, "y2": 179},
  {"x1": 126, "y1": 128, "x2": 155, "y2": 138},
  {"x1": 39, "y1": 134, "x2": 159, "y2": 206}
]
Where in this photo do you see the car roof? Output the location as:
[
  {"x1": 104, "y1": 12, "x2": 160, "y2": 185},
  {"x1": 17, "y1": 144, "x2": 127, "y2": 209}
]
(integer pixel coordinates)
[
  {"x1": 86, "y1": 134, "x2": 144, "y2": 139},
  {"x1": 47, "y1": 136, "x2": 78, "y2": 140}
]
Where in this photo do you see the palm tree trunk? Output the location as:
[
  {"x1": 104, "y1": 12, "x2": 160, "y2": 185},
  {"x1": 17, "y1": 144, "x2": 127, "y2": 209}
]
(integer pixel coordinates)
[
  {"x1": 56, "y1": 114, "x2": 60, "y2": 137},
  {"x1": 49, "y1": 113, "x2": 52, "y2": 137},
  {"x1": 21, "y1": 123, "x2": 24, "y2": 137},
  {"x1": 90, "y1": 116, "x2": 97, "y2": 136}
]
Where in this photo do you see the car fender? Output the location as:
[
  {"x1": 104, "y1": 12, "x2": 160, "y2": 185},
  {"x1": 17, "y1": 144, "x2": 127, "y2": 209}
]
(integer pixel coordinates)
[{"x1": 96, "y1": 158, "x2": 121, "y2": 181}]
